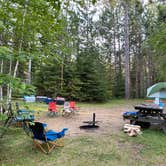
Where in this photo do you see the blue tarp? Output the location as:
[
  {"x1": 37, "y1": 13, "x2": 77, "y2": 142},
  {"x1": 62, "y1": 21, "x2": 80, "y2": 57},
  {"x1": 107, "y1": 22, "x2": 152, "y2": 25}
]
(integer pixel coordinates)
[{"x1": 123, "y1": 111, "x2": 138, "y2": 117}]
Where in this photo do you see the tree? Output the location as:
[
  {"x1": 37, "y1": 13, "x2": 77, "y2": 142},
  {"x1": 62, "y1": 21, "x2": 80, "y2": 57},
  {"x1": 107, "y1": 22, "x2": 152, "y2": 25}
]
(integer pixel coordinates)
[
  {"x1": 77, "y1": 46, "x2": 109, "y2": 102},
  {"x1": 148, "y1": 4, "x2": 166, "y2": 81}
]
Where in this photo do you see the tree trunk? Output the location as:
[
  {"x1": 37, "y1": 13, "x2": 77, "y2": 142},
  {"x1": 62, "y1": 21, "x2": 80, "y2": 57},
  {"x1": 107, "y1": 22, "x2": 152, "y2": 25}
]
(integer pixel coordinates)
[
  {"x1": 7, "y1": 0, "x2": 28, "y2": 102},
  {"x1": 117, "y1": 5, "x2": 122, "y2": 87},
  {"x1": 0, "y1": 60, "x2": 3, "y2": 113},
  {"x1": 27, "y1": 58, "x2": 32, "y2": 84},
  {"x1": 135, "y1": 54, "x2": 139, "y2": 98},
  {"x1": 136, "y1": 32, "x2": 142, "y2": 98},
  {"x1": 124, "y1": 2, "x2": 130, "y2": 99},
  {"x1": 135, "y1": 36, "x2": 140, "y2": 98},
  {"x1": 146, "y1": 49, "x2": 153, "y2": 88},
  {"x1": 60, "y1": 60, "x2": 64, "y2": 90},
  {"x1": 7, "y1": 59, "x2": 12, "y2": 104},
  {"x1": 113, "y1": 8, "x2": 118, "y2": 84}
]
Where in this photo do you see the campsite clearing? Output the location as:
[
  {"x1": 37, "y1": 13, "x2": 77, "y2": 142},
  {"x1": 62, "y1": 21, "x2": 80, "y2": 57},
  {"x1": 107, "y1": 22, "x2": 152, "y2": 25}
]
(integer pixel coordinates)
[{"x1": 0, "y1": 100, "x2": 166, "y2": 166}]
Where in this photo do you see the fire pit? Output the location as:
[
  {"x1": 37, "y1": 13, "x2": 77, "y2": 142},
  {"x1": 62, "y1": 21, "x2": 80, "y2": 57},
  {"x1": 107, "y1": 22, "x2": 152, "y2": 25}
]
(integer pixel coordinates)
[{"x1": 79, "y1": 113, "x2": 99, "y2": 129}]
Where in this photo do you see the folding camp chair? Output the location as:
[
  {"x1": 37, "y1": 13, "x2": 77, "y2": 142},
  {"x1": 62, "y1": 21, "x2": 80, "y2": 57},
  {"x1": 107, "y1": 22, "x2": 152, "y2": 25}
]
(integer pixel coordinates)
[
  {"x1": 69, "y1": 101, "x2": 80, "y2": 112},
  {"x1": 62, "y1": 101, "x2": 80, "y2": 117},
  {"x1": 62, "y1": 102, "x2": 73, "y2": 117},
  {"x1": 48, "y1": 102, "x2": 59, "y2": 117},
  {"x1": 29, "y1": 122, "x2": 68, "y2": 154}
]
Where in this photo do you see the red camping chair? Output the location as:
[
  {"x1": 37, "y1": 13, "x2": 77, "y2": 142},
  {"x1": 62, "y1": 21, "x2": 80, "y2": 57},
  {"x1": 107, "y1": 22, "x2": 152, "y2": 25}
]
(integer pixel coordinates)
[
  {"x1": 69, "y1": 101, "x2": 80, "y2": 112},
  {"x1": 48, "y1": 102, "x2": 59, "y2": 117}
]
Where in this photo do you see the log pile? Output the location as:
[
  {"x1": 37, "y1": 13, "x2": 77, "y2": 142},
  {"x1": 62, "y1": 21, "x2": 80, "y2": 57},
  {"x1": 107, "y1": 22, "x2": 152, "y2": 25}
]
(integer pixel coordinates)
[{"x1": 123, "y1": 124, "x2": 142, "y2": 137}]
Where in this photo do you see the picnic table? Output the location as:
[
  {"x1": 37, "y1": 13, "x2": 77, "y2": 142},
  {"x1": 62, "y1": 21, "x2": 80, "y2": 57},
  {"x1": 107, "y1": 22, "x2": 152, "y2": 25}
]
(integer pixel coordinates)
[
  {"x1": 123, "y1": 104, "x2": 166, "y2": 132},
  {"x1": 134, "y1": 104, "x2": 163, "y2": 116}
]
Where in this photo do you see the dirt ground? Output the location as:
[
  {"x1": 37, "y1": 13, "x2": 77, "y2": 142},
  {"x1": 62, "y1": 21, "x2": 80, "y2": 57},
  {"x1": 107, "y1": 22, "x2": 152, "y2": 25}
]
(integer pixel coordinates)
[{"x1": 39, "y1": 106, "x2": 132, "y2": 137}]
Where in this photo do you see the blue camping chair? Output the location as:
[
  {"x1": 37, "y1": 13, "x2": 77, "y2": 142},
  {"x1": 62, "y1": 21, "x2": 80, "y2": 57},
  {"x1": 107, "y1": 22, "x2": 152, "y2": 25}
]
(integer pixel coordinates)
[{"x1": 29, "y1": 122, "x2": 68, "y2": 154}]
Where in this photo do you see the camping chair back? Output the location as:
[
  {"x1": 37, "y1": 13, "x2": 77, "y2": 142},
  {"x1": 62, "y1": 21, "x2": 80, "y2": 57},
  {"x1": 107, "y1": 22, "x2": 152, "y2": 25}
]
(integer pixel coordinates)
[
  {"x1": 69, "y1": 101, "x2": 76, "y2": 109},
  {"x1": 69, "y1": 101, "x2": 80, "y2": 111},
  {"x1": 64, "y1": 102, "x2": 70, "y2": 109},
  {"x1": 48, "y1": 102, "x2": 58, "y2": 112},
  {"x1": 29, "y1": 122, "x2": 68, "y2": 154},
  {"x1": 29, "y1": 122, "x2": 46, "y2": 141}
]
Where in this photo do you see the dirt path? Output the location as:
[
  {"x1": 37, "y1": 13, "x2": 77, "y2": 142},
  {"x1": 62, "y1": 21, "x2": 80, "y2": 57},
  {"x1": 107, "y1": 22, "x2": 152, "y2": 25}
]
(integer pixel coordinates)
[{"x1": 38, "y1": 105, "x2": 133, "y2": 137}]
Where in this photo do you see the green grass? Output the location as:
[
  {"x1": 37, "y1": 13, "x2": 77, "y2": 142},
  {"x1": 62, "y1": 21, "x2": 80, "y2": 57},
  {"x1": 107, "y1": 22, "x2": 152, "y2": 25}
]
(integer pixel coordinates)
[
  {"x1": 15, "y1": 101, "x2": 48, "y2": 112},
  {"x1": 0, "y1": 128, "x2": 166, "y2": 166},
  {"x1": 13, "y1": 99, "x2": 145, "y2": 111},
  {"x1": 79, "y1": 99, "x2": 145, "y2": 109},
  {"x1": 0, "y1": 100, "x2": 166, "y2": 166}
]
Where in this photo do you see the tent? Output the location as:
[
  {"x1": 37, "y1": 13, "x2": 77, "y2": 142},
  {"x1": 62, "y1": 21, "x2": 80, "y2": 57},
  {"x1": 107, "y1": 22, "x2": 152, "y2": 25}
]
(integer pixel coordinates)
[
  {"x1": 147, "y1": 82, "x2": 166, "y2": 98},
  {"x1": 147, "y1": 82, "x2": 166, "y2": 106}
]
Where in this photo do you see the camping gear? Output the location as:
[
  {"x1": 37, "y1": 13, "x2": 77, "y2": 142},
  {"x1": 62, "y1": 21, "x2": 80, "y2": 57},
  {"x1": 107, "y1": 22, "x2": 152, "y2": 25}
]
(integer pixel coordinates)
[
  {"x1": 15, "y1": 109, "x2": 35, "y2": 127},
  {"x1": 29, "y1": 122, "x2": 68, "y2": 154},
  {"x1": 80, "y1": 113, "x2": 99, "y2": 129},
  {"x1": 69, "y1": 101, "x2": 80, "y2": 112},
  {"x1": 62, "y1": 101, "x2": 79, "y2": 117},
  {"x1": 62, "y1": 102, "x2": 73, "y2": 117},
  {"x1": 147, "y1": 82, "x2": 166, "y2": 98},
  {"x1": 15, "y1": 102, "x2": 35, "y2": 127},
  {"x1": 147, "y1": 82, "x2": 166, "y2": 108},
  {"x1": 123, "y1": 112, "x2": 138, "y2": 119},
  {"x1": 48, "y1": 102, "x2": 59, "y2": 117},
  {"x1": 123, "y1": 104, "x2": 166, "y2": 132}
]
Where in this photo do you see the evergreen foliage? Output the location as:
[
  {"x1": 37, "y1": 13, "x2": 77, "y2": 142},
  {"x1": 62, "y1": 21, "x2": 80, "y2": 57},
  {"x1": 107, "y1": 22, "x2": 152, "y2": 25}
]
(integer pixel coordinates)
[{"x1": 77, "y1": 46, "x2": 109, "y2": 102}]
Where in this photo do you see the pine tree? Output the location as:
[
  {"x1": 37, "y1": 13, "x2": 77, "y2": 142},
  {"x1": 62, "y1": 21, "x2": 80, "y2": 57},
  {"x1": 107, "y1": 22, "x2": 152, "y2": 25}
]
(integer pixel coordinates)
[{"x1": 77, "y1": 46, "x2": 109, "y2": 102}]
